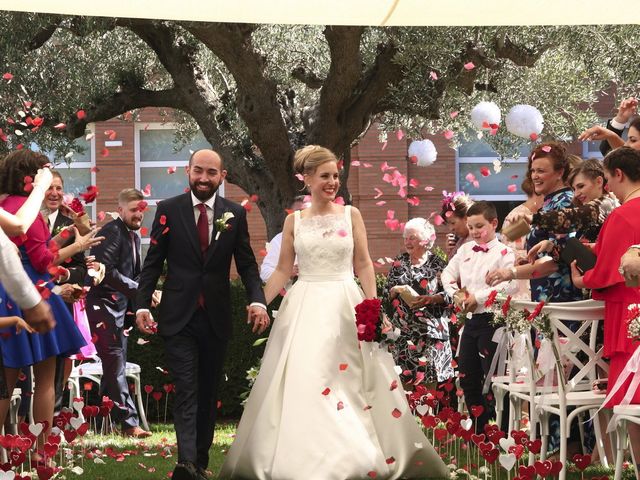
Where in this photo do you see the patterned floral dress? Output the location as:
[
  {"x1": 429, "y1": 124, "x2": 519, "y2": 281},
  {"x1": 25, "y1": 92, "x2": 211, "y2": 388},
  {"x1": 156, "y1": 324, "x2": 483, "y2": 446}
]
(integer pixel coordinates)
[
  {"x1": 526, "y1": 187, "x2": 586, "y2": 302},
  {"x1": 383, "y1": 252, "x2": 455, "y2": 384}
]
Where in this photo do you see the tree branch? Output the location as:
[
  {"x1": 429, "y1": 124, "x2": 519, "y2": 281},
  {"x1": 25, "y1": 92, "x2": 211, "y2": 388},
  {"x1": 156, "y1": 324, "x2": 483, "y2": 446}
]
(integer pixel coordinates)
[
  {"x1": 493, "y1": 33, "x2": 551, "y2": 67},
  {"x1": 291, "y1": 66, "x2": 324, "y2": 89},
  {"x1": 62, "y1": 86, "x2": 185, "y2": 139}
]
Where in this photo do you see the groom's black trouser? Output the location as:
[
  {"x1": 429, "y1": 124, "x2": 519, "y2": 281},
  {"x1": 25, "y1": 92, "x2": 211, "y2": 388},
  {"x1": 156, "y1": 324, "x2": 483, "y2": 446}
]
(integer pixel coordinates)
[{"x1": 163, "y1": 307, "x2": 228, "y2": 469}]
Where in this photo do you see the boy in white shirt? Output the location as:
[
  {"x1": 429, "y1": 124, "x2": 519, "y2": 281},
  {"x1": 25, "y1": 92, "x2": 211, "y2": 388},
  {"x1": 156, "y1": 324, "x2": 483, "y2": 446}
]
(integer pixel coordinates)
[{"x1": 442, "y1": 201, "x2": 517, "y2": 433}]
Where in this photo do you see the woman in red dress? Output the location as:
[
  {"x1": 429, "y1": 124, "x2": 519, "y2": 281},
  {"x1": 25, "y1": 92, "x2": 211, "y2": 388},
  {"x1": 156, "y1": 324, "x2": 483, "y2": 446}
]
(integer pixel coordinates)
[{"x1": 571, "y1": 146, "x2": 640, "y2": 463}]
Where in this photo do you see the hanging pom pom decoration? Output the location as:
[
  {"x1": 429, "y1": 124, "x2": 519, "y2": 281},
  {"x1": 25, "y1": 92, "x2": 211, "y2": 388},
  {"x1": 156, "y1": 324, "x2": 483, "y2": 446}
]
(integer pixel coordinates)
[
  {"x1": 408, "y1": 139, "x2": 437, "y2": 167},
  {"x1": 505, "y1": 104, "x2": 544, "y2": 140},
  {"x1": 470, "y1": 101, "x2": 501, "y2": 130}
]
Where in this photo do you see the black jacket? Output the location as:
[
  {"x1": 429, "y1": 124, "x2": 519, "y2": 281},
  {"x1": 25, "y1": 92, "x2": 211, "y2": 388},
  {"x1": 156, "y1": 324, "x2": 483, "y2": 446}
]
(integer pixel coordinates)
[{"x1": 136, "y1": 192, "x2": 265, "y2": 339}]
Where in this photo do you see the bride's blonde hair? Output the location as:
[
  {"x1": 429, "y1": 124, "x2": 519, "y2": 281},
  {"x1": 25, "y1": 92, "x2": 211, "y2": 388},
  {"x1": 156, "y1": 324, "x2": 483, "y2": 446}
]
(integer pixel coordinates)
[{"x1": 294, "y1": 145, "x2": 338, "y2": 175}]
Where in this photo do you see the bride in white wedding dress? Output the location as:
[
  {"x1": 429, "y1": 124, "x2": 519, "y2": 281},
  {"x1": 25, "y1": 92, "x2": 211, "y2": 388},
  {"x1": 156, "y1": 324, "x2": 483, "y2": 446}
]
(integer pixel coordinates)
[{"x1": 219, "y1": 146, "x2": 448, "y2": 480}]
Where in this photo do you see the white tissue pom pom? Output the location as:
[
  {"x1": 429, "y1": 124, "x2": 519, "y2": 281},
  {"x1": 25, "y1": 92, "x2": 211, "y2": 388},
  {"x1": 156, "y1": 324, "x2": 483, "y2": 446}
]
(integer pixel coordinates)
[
  {"x1": 505, "y1": 104, "x2": 544, "y2": 139},
  {"x1": 408, "y1": 139, "x2": 437, "y2": 167},
  {"x1": 470, "y1": 101, "x2": 501, "y2": 130}
]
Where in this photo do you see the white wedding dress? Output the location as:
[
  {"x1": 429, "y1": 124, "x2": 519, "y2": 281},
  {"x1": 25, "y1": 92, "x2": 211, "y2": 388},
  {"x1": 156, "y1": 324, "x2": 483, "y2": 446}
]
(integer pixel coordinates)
[{"x1": 220, "y1": 207, "x2": 448, "y2": 480}]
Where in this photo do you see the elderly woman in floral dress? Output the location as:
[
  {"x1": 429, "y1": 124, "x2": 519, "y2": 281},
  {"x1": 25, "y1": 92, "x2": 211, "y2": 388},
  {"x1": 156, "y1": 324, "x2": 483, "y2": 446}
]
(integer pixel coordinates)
[{"x1": 383, "y1": 218, "x2": 455, "y2": 400}]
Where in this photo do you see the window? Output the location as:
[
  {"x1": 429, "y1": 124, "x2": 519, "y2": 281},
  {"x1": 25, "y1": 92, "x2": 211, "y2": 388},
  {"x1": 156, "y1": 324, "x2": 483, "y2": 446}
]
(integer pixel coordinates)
[
  {"x1": 134, "y1": 123, "x2": 215, "y2": 257},
  {"x1": 33, "y1": 126, "x2": 97, "y2": 220},
  {"x1": 456, "y1": 135, "x2": 529, "y2": 227}
]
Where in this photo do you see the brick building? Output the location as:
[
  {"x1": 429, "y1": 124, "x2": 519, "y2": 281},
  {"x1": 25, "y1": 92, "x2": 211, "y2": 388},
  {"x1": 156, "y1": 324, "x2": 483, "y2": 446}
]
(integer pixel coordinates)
[{"x1": 49, "y1": 95, "x2": 617, "y2": 277}]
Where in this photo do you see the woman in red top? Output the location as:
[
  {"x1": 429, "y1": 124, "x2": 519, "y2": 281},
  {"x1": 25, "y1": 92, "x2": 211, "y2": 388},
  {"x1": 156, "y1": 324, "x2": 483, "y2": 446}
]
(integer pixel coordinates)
[{"x1": 571, "y1": 146, "x2": 640, "y2": 462}]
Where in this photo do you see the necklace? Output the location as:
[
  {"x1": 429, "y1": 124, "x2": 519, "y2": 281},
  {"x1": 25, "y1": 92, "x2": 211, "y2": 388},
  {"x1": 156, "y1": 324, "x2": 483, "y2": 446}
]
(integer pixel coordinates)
[{"x1": 623, "y1": 186, "x2": 640, "y2": 204}]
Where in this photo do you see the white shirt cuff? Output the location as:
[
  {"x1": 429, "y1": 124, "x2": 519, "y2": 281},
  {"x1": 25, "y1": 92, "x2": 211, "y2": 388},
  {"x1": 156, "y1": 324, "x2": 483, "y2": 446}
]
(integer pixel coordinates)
[
  {"x1": 135, "y1": 308, "x2": 151, "y2": 315},
  {"x1": 611, "y1": 118, "x2": 627, "y2": 130},
  {"x1": 249, "y1": 302, "x2": 267, "y2": 311}
]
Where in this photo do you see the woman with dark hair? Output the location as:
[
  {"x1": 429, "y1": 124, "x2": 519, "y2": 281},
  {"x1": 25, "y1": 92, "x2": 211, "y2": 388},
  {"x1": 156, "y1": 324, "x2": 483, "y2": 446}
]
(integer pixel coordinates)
[
  {"x1": 487, "y1": 142, "x2": 585, "y2": 303},
  {"x1": 440, "y1": 191, "x2": 474, "y2": 258},
  {"x1": 571, "y1": 146, "x2": 640, "y2": 464},
  {"x1": 0, "y1": 149, "x2": 102, "y2": 462}
]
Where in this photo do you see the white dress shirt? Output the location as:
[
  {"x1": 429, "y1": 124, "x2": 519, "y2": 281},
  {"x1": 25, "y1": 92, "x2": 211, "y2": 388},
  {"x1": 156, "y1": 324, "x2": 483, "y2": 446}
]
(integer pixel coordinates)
[
  {"x1": 0, "y1": 227, "x2": 41, "y2": 309},
  {"x1": 442, "y1": 237, "x2": 518, "y2": 314},
  {"x1": 47, "y1": 209, "x2": 59, "y2": 233},
  {"x1": 260, "y1": 232, "x2": 282, "y2": 283}
]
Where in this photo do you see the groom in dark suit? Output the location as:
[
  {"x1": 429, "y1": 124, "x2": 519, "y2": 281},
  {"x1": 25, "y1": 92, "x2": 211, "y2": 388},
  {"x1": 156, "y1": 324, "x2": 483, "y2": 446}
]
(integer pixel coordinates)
[{"x1": 135, "y1": 149, "x2": 269, "y2": 480}]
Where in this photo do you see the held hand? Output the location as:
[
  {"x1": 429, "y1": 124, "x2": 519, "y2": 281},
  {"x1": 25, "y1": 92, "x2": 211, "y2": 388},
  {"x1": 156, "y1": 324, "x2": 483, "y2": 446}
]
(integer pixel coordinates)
[
  {"x1": 247, "y1": 305, "x2": 270, "y2": 334},
  {"x1": 485, "y1": 268, "x2": 514, "y2": 287},
  {"x1": 577, "y1": 125, "x2": 617, "y2": 143},
  {"x1": 57, "y1": 283, "x2": 77, "y2": 303},
  {"x1": 291, "y1": 264, "x2": 299, "y2": 279},
  {"x1": 507, "y1": 212, "x2": 533, "y2": 225},
  {"x1": 527, "y1": 240, "x2": 553, "y2": 264},
  {"x1": 136, "y1": 311, "x2": 157, "y2": 335},
  {"x1": 22, "y1": 300, "x2": 55, "y2": 333},
  {"x1": 388, "y1": 286, "x2": 401, "y2": 299},
  {"x1": 570, "y1": 260, "x2": 586, "y2": 289},
  {"x1": 13, "y1": 316, "x2": 35, "y2": 334},
  {"x1": 151, "y1": 290, "x2": 162, "y2": 308},
  {"x1": 32, "y1": 167, "x2": 53, "y2": 191},
  {"x1": 407, "y1": 295, "x2": 433, "y2": 309},
  {"x1": 73, "y1": 226, "x2": 105, "y2": 252},
  {"x1": 620, "y1": 248, "x2": 640, "y2": 277},
  {"x1": 615, "y1": 97, "x2": 638, "y2": 124},
  {"x1": 464, "y1": 293, "x2": 478, "y2": 313}
]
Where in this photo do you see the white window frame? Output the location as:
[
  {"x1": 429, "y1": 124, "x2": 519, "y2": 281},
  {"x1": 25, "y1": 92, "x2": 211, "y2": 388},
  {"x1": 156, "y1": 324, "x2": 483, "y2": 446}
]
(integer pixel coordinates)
[
  {"x1": 50, "y1": 123, "x2": 97, "y2": 221},
  {"x1": 134, "y1": 122, "x2": 223, "y2": 244}
]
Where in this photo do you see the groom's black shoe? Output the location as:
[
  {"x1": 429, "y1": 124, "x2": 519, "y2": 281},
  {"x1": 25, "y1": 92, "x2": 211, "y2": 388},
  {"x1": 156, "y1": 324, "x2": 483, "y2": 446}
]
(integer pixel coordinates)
[
  {"x1": 196, "y1": 467, "x2": 209, "y2": 479},
  {"x1": 172, "y1": 462, "x2": 200, "y2": 480}
]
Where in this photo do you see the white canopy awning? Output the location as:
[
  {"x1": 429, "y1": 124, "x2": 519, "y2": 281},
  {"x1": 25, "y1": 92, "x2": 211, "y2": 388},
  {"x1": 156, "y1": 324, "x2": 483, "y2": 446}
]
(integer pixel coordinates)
[{"x1": 0, "y1": 0, "x2": 638, "y2": 26}]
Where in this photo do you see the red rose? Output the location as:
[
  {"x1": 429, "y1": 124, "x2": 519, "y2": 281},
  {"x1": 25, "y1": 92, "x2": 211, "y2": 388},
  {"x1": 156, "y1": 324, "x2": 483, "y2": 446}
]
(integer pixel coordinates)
[
  {"x1": 501, "y1": 296, "x2": 512, "y2": 316},
  {"x1": 527, "y1": 301, "x2": 545, "y2": 322},
  {"x1": 80, "y1": 185, "x2": 99, "y2": 203},
  {"x1": 68, "y1": 198, "x2": 85, "y2": 215}
]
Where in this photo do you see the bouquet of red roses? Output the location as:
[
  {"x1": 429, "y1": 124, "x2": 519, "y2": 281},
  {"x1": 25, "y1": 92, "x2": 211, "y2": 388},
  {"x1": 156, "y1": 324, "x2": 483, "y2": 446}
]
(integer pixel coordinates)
[{"x1": 356, "y1": 298, "x2": 391, "y2": 342}]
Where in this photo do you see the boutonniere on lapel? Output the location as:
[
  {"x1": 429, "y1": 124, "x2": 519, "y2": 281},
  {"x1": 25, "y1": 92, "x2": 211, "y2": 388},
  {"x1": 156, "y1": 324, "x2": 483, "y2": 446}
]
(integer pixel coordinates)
[{"x1": 214, "y1": 212, "x2": 235, "y2": 240}]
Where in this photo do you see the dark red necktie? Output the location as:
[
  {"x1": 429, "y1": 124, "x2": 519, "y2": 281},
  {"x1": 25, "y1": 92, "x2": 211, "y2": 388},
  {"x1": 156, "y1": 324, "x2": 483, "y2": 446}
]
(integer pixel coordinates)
[
  {"x1": 196, "y1": 204, "x2": 209, "y2": 309},
  {"x1": 472, "y1": 244, "x2": 489, "y2": 253},
  {"x1": 196, "y1": 203, "x2": 209, "y2": 255}
]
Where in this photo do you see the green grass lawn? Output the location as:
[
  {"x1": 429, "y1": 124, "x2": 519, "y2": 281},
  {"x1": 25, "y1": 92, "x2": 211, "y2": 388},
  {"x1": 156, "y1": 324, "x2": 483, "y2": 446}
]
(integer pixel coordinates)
[{"x1": 51, "y1": 421, "x2": 632, "y2": 479}]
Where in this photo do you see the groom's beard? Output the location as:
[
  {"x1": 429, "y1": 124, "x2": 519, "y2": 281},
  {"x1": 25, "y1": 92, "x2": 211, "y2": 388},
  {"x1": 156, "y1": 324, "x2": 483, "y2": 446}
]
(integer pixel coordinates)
[{"x1": 190, "y1": 181, "x2": 219, "y2": 201}]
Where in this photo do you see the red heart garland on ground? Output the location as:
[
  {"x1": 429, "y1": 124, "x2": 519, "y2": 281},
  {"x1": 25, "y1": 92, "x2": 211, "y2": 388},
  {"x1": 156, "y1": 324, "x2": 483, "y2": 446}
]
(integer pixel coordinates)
[{"x1": 434, "y1": 428, "x2": 448, "y2": 442}]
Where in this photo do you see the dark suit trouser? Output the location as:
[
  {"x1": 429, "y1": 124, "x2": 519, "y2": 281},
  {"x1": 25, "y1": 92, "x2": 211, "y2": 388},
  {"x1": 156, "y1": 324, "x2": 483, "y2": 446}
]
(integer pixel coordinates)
[
  {"x1": 163, "y1": 308, "x2": 227, "y2": 469},
  {"x1": 458, "y1": 312, "x2": 497, "y2": 434},
  {"x1": 93, "y1": 320, "x2": 139, "y2": 429}
]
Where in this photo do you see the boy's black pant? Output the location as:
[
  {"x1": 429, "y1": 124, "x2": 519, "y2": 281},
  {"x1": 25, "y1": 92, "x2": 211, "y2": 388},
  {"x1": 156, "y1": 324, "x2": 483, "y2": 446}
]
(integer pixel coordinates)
[{"x1": 458, "y1": 312, "x2": 497, "y2": 433}]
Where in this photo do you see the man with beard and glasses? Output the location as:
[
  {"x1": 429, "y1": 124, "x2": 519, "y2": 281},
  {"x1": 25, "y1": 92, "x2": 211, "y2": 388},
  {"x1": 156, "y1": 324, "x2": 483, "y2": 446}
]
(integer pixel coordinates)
[
  {"x1": 135, "y1": 149, "x2": 268, "y2": 480},
  {"x1": 86, "y1": 188, "x2": 157, "y2": 438}
]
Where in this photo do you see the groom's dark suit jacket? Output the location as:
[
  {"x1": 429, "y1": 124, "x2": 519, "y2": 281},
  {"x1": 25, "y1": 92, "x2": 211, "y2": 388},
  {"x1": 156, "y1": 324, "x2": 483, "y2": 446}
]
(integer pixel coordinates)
[{"x1": 136, "y1": 192, "x2": 265, "y2": 339}]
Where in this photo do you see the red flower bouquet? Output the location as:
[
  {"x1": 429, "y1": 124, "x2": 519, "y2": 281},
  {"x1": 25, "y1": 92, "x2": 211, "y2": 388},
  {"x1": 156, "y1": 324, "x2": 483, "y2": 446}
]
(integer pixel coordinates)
[{"x1": 355, "y1": 298, "x2": 382, "y2": 342}]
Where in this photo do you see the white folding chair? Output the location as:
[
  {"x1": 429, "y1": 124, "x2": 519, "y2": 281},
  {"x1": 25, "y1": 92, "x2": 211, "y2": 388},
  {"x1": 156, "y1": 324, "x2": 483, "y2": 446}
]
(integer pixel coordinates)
[
  {"x1": 67, "y1": 357, "x2": 150, "y2": 431},
  {"x1": 613, "y1": 402, "x2": 640, "y2": 478},
  {"x1": 511, "y1": 299, "x2": 610, "y2": 480}
]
